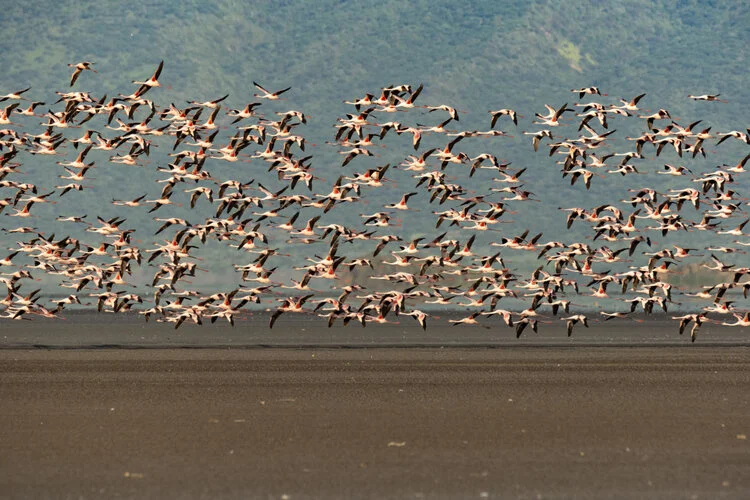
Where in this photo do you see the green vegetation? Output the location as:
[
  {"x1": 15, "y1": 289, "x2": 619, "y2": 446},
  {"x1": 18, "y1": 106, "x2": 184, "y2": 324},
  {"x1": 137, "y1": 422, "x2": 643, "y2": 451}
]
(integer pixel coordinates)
[{"x1": 555, "y1": 39, "x2": 584, "y2": 72}]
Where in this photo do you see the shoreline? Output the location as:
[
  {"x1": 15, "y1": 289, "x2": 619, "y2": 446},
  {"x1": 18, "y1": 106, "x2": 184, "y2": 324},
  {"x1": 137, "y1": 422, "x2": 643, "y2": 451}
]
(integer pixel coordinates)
[
  {"x1": 2, "y1": 347, "x2": 749, "y2": 499},
  {"x1": 2, "y1": 312, "x2": 748, "y2": 349}
]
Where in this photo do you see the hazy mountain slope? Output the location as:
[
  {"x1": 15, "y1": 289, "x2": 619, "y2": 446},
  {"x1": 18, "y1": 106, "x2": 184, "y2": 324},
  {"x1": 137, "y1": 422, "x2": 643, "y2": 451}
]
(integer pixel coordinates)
[
  {"x1": 3, "y1": 1, "x2": 747, "y2": 115},
  {"x1": 0, "y1": 0, "x2": 747, "y2": 293}
]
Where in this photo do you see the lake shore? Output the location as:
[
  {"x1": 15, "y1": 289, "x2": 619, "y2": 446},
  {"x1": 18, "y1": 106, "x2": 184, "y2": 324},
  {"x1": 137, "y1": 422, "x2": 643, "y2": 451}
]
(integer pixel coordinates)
[{"x1": 1, "y1": 347, "x2": 749, "y2": 499}]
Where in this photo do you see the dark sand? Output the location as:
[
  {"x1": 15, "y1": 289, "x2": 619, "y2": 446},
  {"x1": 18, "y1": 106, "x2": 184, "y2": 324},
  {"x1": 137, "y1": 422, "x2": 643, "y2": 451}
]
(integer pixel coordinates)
[{"x1": 1, "y1": 345, "x2": 749, "y2": 499}]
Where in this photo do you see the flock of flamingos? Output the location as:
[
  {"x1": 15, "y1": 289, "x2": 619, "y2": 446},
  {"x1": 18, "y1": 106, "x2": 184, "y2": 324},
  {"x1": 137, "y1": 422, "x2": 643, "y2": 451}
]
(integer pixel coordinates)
[{"x1": 0, "y1": 61, "x2": 748, "y2": 341}]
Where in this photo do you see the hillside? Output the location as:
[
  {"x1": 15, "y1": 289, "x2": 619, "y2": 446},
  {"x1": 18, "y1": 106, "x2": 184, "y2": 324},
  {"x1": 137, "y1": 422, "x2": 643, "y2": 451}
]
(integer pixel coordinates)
[{"x1": 0, "y1": 0, "x2": 747, "y2": 309}]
